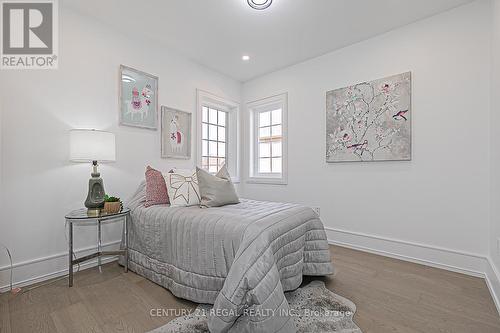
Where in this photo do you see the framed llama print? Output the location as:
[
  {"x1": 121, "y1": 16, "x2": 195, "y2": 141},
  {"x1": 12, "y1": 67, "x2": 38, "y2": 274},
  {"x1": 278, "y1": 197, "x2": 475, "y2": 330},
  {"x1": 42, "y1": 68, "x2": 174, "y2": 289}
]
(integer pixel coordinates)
[
  {"x1": 161, "y1": 106, "x2": 192, "y2": 159},
  {"x1": 119, "y1": 65, "x2": 158, "y2": 130},
  {"x1": 326, "y1": 72, "x2": 411, "y2": 162}
]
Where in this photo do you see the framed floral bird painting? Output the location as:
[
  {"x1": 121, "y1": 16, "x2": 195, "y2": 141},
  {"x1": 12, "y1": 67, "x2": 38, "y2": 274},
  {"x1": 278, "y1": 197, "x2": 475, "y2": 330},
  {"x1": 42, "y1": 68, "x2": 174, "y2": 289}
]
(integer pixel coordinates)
[{"x1": 326, "y1": 72, "x2": 411, "y2": 162}]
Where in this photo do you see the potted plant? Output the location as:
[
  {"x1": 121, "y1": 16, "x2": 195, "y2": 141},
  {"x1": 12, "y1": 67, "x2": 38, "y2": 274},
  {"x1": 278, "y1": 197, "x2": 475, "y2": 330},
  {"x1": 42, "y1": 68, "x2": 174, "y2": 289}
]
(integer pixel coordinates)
[{"x1": 102, "y1": 194, "x2": 122, "y2": 214}]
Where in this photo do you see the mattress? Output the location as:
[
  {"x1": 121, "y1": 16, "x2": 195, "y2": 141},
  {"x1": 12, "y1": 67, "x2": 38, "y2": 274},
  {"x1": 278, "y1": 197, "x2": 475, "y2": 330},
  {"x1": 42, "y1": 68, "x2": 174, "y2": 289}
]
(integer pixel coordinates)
[{"x1": 124, "y1": 182, "x2": 333, "y2": 332}]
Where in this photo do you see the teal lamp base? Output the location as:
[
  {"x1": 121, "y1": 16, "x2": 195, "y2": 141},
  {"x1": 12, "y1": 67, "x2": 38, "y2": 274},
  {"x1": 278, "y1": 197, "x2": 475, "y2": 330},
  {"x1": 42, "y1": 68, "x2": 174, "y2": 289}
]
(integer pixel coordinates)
[{"x1": 84, "y1": 161, "x2": 105, "y2": 216}]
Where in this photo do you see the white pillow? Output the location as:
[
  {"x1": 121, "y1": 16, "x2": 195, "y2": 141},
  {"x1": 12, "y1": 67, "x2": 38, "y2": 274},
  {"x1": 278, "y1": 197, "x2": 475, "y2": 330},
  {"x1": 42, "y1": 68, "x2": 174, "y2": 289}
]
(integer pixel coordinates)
[
  {"x1": 196, "y1": 165, "x2": 239, "y2": 207},
  {"x1": 164, "y1": 169, "x2": 201, "y2": 207}
]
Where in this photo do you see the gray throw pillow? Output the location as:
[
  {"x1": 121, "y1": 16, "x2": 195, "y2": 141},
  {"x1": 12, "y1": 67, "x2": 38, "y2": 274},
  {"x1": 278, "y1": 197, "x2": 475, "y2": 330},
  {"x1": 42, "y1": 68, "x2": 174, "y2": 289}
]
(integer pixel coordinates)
[{"x1": 196, "y1": 165, "x2": 240, "y2": 207}]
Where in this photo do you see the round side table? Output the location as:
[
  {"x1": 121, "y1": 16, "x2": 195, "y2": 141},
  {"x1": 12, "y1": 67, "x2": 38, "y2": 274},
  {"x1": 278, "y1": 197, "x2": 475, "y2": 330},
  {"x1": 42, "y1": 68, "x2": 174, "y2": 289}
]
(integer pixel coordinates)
[{"x1": 65, "y1": 208, "x2": 131, "y2": 287}]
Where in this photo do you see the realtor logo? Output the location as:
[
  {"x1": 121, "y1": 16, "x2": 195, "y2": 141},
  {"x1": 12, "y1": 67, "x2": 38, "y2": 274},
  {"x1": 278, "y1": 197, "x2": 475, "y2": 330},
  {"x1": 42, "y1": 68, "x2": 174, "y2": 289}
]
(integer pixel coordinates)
[{"x1": 1, "y1": 0, "x2": 58, "y2": 69}]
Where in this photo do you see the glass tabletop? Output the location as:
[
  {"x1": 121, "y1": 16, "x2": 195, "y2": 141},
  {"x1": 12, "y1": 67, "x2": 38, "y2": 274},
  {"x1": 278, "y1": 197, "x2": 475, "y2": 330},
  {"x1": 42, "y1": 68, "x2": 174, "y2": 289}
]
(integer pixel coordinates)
[{"x1": 65, "y1": 207, "x2": 130, "y2": 220}]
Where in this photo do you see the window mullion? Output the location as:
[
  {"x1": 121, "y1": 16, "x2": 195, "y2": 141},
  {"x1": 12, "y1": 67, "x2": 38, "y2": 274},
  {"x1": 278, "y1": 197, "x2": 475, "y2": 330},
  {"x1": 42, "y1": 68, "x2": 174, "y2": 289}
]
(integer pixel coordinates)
[
  {"x1": 216, "y1": 120, "x2": 219, "y2": 166},
  {"x1": 269, "y1": 124, "x2": 273, "y2": 173}
]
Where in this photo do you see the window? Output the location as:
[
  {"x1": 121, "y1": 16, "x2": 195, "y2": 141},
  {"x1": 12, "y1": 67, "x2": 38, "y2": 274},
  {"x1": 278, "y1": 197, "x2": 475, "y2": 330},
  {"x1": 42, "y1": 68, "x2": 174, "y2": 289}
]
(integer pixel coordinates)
[
  {"x1": 201, "y1": 107, "x2": 227, "y2": 173},
  {"x1": 247, "y1": 93, "x2": 288, "y2": 184},
  {"x1": 197, "y1": 90, "x2": 240, "y2": 181},
  {"x1": 257, "y1": 109, "x2": 282, "y2": 174}
]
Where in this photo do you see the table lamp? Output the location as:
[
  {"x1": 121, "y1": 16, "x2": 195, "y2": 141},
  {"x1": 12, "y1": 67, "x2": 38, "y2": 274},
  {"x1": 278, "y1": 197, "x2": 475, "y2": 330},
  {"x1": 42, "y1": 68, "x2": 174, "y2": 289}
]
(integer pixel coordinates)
[{"x1": 70, "y1": 129, "x2": 116, "y2": 215}]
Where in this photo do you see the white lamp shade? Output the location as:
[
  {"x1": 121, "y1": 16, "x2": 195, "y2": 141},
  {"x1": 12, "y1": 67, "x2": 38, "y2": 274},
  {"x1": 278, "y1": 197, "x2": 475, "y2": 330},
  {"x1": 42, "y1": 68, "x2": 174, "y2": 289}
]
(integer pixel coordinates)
[{"x1": 70, "y1": 129, "x2": 116, "y2": 162}]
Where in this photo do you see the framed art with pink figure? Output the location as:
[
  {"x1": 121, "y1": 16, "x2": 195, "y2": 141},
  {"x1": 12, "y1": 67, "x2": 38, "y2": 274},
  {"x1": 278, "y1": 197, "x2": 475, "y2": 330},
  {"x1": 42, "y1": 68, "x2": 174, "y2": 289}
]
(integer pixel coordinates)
[
  {"x1": 119, "y1": 65, "x2": 158, "y2": 130},
  {"x1": 161, "y1": 106, "x2": 192, "y2": 159}
]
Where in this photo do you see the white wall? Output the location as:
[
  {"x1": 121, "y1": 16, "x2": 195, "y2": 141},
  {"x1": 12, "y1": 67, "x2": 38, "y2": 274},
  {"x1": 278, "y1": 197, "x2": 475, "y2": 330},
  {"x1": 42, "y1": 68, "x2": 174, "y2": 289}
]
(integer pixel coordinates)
[
  {"x1": 0, "y1": 6, "x2": 241, "y2": 289},
  {"x1": 489, "y1": 0, "x2": 500, "y2": 309},
  {"x1": 241, "y1": 1, "x2": 491, "y2": 272}
]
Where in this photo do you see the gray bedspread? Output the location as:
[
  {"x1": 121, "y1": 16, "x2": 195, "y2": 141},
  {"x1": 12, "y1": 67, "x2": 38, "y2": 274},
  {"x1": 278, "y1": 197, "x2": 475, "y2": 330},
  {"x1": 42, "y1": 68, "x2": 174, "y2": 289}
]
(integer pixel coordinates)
[{"x1": 125, "y1": 182, "x2": 333, "y2": 333}]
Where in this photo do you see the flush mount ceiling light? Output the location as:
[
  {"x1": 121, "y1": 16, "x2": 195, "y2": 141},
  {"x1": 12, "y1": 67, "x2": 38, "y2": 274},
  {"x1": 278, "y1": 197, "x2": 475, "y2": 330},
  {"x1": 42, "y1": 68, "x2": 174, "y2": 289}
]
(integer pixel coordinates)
[
  {"x1": 247, "y1": 0, "x2": 272, "y2": 10},
  {"x1": 242, "y1": 55, "x2": 250, "y2": 61}
]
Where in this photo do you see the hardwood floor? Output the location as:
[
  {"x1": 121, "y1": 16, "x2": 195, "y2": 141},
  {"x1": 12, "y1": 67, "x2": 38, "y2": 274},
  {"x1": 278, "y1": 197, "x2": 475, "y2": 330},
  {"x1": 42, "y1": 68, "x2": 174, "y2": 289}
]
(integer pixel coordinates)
[{"x1": 1, "y1": 245, "x2": 499, "y2": 333}]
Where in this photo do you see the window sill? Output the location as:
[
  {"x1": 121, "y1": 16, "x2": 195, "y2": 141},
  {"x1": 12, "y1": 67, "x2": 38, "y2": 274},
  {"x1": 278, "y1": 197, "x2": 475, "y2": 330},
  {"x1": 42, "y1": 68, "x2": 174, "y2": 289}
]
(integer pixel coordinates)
[{"x1": 246, "y1": 177, "x2": 287, "y2": 185}]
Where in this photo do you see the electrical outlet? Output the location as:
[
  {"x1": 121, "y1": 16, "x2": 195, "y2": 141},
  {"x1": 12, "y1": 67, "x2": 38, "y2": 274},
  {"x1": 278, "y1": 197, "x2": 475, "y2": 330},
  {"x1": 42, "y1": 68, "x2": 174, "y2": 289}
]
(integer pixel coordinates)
[{"x1": 312, "y1": 207, "x2": 320, "y2": 216}]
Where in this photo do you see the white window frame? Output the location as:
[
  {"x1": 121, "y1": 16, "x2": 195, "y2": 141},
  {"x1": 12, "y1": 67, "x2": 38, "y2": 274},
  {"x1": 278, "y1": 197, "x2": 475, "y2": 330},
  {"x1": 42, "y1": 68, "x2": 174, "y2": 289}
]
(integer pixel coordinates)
[
  {"x1": 197, "y1": 89, "x2": 240, "y2": 183},
  {"x1": 247, "y1": 93, "x2": 288, "y2": 185}
]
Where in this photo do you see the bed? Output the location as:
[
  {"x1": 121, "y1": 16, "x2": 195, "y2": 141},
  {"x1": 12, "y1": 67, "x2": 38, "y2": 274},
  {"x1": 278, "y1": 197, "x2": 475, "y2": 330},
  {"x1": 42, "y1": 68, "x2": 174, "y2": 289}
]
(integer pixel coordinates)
[{"x1": 124, "y1": 182, "x2": 334, "y2": 333}]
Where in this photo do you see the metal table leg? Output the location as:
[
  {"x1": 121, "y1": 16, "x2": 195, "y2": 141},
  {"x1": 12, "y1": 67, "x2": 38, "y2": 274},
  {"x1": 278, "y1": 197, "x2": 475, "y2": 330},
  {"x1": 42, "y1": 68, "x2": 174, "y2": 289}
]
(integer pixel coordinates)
[
  {"x1": 98, "y1": 219, "x2": 102, "y2": 273},
  {"x1": 68, "y1": 220, "x2": 73, "y2": 287},
  {"x1": 124, "y1": 215, "x2": 128, "y2": 273}
]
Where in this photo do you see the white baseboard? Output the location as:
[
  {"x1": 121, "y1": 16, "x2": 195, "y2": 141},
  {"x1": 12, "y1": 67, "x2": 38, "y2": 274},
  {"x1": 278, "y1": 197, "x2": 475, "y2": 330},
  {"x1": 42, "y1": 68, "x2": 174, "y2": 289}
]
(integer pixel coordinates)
[
  {"x1": 0, "y1": 240, "x2": 121, "y2": 292},
  {"x1": 326, "y1": 227, "x2": 486, "y2": 276},
  {"x1": 0, "y1": 256, "x2": 119, "y2": 293},
  {"x1": 326, "y1": 227, "x2": 500, "y2": 315},
  {"x1": 485, "y1": 258, "x2": 500, "y2": 315}
]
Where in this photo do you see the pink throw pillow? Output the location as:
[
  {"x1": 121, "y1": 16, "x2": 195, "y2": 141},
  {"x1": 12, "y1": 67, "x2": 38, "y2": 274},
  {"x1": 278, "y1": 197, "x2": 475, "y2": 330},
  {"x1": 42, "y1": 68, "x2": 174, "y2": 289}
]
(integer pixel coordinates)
[{"x1": 144, "y1": 166, "x2": 169, "y2": 207}]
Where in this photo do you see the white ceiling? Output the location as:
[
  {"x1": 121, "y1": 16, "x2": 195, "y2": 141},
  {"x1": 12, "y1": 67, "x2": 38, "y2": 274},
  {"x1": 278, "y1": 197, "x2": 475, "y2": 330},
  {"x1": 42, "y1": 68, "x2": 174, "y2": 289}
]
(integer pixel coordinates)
[{"x1": 64, "y1": 0, "x2": 474, "y2": 82}]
